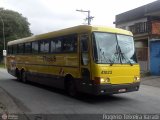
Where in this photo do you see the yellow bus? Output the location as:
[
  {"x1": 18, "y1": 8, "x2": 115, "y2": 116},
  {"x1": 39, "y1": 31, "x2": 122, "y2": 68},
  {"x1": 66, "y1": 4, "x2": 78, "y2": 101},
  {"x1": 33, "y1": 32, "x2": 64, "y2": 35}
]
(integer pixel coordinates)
[{"x1": 7, "y1": 25, "x2": 140, "y2": 96}]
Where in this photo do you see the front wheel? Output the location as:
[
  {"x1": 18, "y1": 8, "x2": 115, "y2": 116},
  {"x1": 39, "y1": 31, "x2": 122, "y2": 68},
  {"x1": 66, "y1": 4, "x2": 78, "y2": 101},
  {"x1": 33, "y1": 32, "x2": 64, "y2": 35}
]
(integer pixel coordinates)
[
  {"x1": 66, "y1": 79, "x2": 77, "y2": 97},
  {"x1": 16, "y1": 69, "x2": 21, "y2": 81}
]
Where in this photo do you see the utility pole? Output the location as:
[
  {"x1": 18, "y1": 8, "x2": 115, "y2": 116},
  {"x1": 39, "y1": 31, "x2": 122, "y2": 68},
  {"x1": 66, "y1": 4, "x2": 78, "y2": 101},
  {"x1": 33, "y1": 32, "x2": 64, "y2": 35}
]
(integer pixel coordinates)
[{"x1": 76, "y1": 9, "x2": 94, "y2": 25}]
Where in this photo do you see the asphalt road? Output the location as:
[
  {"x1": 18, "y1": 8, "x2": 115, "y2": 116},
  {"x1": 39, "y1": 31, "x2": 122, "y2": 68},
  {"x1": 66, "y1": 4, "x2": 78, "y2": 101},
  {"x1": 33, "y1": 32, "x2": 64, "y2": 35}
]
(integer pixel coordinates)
[{"x1": 0, "y1": 68, "x2": 160, "y2": 115}]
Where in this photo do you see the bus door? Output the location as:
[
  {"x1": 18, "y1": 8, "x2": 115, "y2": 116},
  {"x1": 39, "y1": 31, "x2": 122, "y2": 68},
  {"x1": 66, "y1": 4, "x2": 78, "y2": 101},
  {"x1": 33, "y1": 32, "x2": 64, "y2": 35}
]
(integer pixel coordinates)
[{"x1": 79, "y1": 34, "x2": 91, "y2": 85}]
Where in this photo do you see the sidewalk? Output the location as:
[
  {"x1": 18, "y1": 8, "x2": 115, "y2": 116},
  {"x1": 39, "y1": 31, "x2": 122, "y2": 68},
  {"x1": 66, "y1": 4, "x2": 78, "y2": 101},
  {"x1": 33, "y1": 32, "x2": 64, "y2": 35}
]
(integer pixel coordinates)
[
  {"x1": 141, "y1": 76, "x2": 160, "y2": 88},
  {"x1": 0, "y1": 87, "x2": 30, "y2": 119},
  {"x1": 0, "y1": 87, "x2": 21, "y2": 114}
]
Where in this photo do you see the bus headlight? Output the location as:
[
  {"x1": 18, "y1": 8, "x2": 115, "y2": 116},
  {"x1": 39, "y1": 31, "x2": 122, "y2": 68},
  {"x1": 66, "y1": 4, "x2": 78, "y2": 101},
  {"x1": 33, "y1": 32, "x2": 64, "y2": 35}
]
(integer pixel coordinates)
[
  {"x1": 100, "y1": 77, "x2": 110, "y2": 84},
  {"x1": 94, "y1": 77, "x2": 110, "y2": 84},
  {"x1": 134, "y1": 76, "x2": 140, "y2": 82}
]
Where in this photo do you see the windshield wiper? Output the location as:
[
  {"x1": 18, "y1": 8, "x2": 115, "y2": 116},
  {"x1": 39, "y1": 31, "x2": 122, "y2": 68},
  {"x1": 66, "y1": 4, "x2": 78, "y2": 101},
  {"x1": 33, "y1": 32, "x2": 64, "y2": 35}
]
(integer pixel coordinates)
[
  {"x1": 116, "y1": 44, "x2": 122, "y2": 64},
  {"x1": 122, "y1": 53, "x2": 133, "y2": 66},
  {"x1": 116, "y1": 44, "x2": 133, "y2": 66}
]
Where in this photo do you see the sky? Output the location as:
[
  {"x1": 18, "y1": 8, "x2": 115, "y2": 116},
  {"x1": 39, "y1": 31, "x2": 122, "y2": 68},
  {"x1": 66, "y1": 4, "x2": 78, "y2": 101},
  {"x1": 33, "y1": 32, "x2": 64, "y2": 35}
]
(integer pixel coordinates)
[{"x1": 0, "y1": 0, "x2": 157, "y2": 35}]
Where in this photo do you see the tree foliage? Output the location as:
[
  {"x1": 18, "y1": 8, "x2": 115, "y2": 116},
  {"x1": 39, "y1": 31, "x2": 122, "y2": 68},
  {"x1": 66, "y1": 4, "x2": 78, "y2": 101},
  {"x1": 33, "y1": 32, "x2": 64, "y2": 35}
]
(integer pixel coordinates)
[{"x1": 0, "y1": 8, "x2": 32, "y2": 61}]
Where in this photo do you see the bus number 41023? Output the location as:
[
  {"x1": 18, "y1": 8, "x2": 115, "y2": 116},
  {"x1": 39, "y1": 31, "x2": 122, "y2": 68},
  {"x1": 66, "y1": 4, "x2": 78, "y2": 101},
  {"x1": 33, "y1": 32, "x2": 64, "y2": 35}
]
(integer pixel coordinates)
[{"x1": 101, "y1": 71, "x2": 112, "y2": 74}]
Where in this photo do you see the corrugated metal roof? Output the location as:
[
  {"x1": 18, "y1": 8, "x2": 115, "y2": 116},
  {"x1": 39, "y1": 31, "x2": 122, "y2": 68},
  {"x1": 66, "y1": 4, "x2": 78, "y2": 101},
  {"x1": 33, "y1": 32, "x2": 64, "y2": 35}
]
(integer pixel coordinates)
[{"x1": 115, "y1": 0, "x2": 160, "y2": 24}]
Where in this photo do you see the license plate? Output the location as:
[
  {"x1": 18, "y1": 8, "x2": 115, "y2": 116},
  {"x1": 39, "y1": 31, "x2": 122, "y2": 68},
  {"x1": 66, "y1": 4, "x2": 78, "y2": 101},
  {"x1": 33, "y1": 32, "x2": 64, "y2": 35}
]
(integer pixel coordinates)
[{"x1": 118, "y1": 89, "x2": 126, "y2": 92}]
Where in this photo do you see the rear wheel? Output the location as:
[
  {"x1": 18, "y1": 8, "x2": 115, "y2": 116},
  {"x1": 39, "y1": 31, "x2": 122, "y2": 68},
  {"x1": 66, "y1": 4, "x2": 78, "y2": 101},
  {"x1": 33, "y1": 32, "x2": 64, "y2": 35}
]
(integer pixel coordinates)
[
  {"x1": 16, "y1": 69, "x2": 21, "y2": 81},
  {"x1": 66, "y1": 79, "x2": 77, "y2": 97},
  {"x1": 21, "y1": 71, "x2": 27, "y2": 83}
]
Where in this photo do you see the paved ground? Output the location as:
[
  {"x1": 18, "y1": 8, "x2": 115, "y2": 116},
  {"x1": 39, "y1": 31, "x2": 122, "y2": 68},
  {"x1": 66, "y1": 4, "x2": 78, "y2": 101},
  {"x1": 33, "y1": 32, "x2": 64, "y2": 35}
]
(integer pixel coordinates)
[
  {"x1": 0, "y1": 87, "x2": 20, "y2": 113},
  {"x1": 0, "y1": 69, "x2": 29, "y2": 120},
  {"x1": 0, "y1": 69, "x2": 18, "y2": 113},
  {"x1": 141, "y1": 76, "x2": 160, "y2": 88},
  {"x1": 0, "y1": 68, "x2": 160, "y2": 119}
]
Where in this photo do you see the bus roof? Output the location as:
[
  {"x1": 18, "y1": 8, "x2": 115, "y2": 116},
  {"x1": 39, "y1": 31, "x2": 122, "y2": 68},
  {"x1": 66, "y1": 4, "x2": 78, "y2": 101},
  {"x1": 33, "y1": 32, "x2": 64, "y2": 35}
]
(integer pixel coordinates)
[{"x1": 8, "y1": 25, "x2": 133, "y2": 46}]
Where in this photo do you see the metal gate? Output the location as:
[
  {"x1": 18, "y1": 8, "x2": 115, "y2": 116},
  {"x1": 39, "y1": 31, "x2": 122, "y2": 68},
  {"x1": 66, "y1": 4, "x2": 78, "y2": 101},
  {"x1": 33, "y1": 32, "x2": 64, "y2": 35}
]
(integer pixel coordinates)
[
  {"x1": 150, "y1": 41, "x2": 160, "y2": 75},
  {"x1": 136, "y1": 47, "x2": 149, "y2": 72}
]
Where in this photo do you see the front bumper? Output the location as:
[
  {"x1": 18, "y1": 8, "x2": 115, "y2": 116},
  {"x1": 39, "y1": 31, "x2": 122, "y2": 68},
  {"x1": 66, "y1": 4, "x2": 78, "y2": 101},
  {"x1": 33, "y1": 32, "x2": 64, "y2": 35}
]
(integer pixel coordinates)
[
  {"x1": 77, "y1": 82, "x2": 140, "y2": 95},
  {"x1": 94, "y1": 82, "x2": 140, "y2": 95}
]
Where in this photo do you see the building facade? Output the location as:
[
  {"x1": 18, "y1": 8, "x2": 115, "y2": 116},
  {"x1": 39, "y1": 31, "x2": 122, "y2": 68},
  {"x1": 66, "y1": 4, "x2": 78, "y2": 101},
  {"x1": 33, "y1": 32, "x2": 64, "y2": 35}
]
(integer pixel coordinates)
[{"x1": 115, "y1": 0, "x2": 160, "y2": 75}]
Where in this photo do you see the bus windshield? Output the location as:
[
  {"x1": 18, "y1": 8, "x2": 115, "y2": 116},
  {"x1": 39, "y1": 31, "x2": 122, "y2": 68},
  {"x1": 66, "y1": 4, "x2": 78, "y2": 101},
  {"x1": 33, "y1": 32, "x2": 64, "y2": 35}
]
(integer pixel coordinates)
[{"x1": 93, "y1": 32, "x2": 137, "y2": 64}]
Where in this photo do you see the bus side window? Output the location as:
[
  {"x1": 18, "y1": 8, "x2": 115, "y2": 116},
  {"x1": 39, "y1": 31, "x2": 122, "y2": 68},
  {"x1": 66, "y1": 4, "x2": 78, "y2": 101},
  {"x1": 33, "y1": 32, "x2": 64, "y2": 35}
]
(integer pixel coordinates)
[
  {"x1": 25, "y1": 42, "x2": 31, "y2": 54},
  {"x1": 62, "y1": 35, "x2": 77, "y2": 52},
  {"x1": 80, "y1": 35, "x2": 89, "y2": 65},
  {"x1": 8, "y1": 46, "x2": 13, "y2": 55},
  {"x1": 40, "y1": 40, "x2": 49, "y2": 53},
  {"x1": 18, "y1": 43, "x2": 24, "y2": 54},
  {"x1": 13, "y1": 45, "x2": 17, "y2": 54},
  {"x1": 32, "y1": 41, "x2": 39, "y2": 53},
  {"x1": 51, "y1": 40, "x2": 56, "y2": 53},
  {"x1": 55, "y1": 38, "x2": 62, "y2": 53}
]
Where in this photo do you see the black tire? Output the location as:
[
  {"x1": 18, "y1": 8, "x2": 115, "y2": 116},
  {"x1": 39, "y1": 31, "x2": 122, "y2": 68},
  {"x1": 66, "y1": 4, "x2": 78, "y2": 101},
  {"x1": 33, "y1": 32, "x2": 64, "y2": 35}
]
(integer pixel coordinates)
[
  {"x1": 21, "y1": 71, "x2": 27, "y2": 83},
  {"x1": 16, "y1": 69, "x2": 21, "y2": 81},
  {"x1": 66, "y1": 79, "x2": 77, "y2": 97}
]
